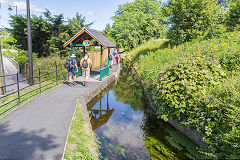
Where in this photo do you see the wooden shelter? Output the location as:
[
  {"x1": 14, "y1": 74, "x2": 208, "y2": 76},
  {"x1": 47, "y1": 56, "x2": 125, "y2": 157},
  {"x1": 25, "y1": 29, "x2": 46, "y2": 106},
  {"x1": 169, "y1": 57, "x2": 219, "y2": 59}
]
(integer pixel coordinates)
[
  {"x1": 88, "y1": 93, "x2": 114, "y2": 130},
  {"x1": 63, "y1": 27, "x2": 117, "y2": 81}
]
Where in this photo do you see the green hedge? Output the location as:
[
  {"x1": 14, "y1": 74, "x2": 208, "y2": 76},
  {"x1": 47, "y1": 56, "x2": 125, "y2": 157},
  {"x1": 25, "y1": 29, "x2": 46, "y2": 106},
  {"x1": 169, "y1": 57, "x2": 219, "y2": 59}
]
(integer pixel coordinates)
[{"x1": 127, "y1": 30, "x2": 240, "y2": 158}]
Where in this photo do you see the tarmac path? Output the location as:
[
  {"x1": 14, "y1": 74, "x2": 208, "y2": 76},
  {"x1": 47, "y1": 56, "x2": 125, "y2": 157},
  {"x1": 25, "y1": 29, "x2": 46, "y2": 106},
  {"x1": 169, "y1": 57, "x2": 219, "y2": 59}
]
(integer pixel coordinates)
[{"x1": 0, "y1": 65, "x2": 118, "y2": 160}]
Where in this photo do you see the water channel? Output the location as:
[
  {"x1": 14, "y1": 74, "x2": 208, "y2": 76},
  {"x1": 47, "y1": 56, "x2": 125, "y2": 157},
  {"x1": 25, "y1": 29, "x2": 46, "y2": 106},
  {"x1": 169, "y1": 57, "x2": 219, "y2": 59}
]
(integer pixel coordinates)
[{"x1": 87, "y1": 69, "x2": 205, "y2": 160}]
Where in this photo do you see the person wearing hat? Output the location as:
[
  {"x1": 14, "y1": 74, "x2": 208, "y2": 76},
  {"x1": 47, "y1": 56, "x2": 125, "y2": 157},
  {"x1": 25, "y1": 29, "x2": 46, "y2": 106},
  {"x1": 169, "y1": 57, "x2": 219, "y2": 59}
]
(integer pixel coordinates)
[{"x1": 67, "y1": 54, "x2": 78, "y2": 85}]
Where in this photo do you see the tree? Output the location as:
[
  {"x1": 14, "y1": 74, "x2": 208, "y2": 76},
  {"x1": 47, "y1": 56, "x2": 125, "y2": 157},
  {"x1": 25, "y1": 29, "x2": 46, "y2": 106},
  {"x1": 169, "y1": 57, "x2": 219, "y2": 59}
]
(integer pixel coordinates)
[
  {"x1": 226, "y1": 0, "x2": 240, "y2": 27},
  {"x1": 68, "y1": 13, "x2": 93, "y2": 36},
  {"x1": 111, "y1": 0, "x2": 167, "y2": 50},
  {"x1": 7, "y1": 15, "x2": 27, "y2": 50},
  {"x1": 101, "y1": 23, "x2": 111, "y2": 37},
  {"x1": 165, "y1": 0, "x2": 223, "y2": 44},
  {"x1": 0, "y1": 34, "x2": 17, "y2": 49},
  {"x1": 8, "y1": 10, "x2": 71, "y2": 57},
  {"x1": 101, "y1": 24, "x2": 115, "y2": 44},
  {"x1": 31, "y1": 15, "x2": 52, "y2": 57}
]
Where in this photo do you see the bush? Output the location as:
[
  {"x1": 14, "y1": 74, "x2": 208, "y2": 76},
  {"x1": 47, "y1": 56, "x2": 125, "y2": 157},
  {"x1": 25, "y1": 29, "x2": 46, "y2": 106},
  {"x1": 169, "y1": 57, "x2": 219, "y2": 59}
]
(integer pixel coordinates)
[
  {"x1": 14, "y1": 54, "x2": 28, "y2": 72},
  {"x1": 128, "y1": 30, "x2": 240, "y2": 158},
  {"x1": 205, "y1": 75, "x2": 240, "y2": 158},
  {"x1": 150, "y1": 56, "x2": 226, "y2": 122},
  {"x1": 3, "y1": 51, "x2": 18, "y2": 59},
  {"x1": 33, "y1": 55, "x2": 67, "y2": 83}
]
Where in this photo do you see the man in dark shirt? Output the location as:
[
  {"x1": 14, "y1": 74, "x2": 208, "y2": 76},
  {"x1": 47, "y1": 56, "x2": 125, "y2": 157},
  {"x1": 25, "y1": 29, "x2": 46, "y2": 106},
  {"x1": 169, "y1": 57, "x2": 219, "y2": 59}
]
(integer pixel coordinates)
[{"x1": 68, "y1": 54, "x2": 78, "y2": 85}]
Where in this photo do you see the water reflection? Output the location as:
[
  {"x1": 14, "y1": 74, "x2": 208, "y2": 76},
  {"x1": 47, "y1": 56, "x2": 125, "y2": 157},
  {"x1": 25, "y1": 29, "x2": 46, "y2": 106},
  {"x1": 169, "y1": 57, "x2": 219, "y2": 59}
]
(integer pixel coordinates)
[
  {"x1": 87, "y1": 70, "x2": 206, "y2": 160},
  {"x1": 89, "y1": 93, "x2": 115, "y2": 131}
]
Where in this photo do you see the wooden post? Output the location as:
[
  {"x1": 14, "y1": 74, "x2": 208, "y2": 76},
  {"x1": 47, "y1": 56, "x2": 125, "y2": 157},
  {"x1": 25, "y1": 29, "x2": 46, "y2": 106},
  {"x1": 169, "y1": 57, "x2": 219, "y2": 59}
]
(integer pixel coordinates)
[
  {"x1": 107, "y1": 49, "x2": 110, "y2": 76},
  {"x1": 25, "y1": 63, "x2": 29, "y2": 78}
]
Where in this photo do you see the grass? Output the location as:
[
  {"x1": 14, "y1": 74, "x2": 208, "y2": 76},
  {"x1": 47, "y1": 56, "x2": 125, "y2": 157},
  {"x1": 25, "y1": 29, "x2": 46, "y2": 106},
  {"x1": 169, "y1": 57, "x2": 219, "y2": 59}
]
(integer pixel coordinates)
[
  {"x1": 64, "y1": 99, "x2": 99, "y2": 160},
  {"x1": 0, "y1": 79, "x2": 64, "y2": 119},
  {"x1": 0, "y1": 67, "x2": 67, "y2": 118}
]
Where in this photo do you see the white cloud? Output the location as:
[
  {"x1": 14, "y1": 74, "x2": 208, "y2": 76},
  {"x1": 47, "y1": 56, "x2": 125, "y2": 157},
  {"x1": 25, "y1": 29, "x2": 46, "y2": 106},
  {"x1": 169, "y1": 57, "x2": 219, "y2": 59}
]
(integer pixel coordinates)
[
  {"x1": 0, "y1": 0, "x2": 8, "y2": 4},
  {"x1": 101, "y1": 113, "x2": 144, "y2": 148},
  {"x1": 87, "y1": 11, "x2": 94, "y2": 16},
  {"x1": 12, "y1": 1, "x2": 44, "y2": 12}
]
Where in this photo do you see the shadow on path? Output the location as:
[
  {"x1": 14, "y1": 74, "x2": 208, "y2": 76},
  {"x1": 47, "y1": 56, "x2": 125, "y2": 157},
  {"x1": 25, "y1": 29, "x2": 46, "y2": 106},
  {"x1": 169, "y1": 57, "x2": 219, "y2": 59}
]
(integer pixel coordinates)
[{"x1": 0, "y1": 121, "x2": 60, "y2": 160}]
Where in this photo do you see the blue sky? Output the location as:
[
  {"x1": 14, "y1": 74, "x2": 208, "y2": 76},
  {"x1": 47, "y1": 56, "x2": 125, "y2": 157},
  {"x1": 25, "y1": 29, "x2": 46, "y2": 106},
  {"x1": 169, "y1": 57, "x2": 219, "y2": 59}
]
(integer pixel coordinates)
[{"x1": 0, "y1": 0, "x2": 167, "y2": 30}]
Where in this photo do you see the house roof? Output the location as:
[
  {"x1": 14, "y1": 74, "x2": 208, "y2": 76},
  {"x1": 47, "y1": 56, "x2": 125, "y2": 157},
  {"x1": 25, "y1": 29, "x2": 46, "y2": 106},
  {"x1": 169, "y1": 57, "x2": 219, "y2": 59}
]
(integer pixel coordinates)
[{"x1": 63, "y1": 27, "x2": 117, "y2": 49}]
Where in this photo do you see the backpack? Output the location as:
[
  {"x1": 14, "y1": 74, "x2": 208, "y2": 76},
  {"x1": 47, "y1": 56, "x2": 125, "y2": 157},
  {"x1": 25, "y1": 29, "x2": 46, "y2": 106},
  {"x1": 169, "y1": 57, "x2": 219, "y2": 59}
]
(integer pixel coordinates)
[
  {"x1": 66, "y1": 58, "x2": 75, "y2": 70},
  {"x1": 82, "y1": 58, "x2": 88, "y2": 68}
]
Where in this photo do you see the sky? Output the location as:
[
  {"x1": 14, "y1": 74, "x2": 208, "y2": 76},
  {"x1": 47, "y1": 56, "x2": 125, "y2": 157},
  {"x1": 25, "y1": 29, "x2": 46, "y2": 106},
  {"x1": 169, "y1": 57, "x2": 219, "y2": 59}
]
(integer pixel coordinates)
[{"x1": 0, "y1": 0, "x2": 137, "y2": 30}]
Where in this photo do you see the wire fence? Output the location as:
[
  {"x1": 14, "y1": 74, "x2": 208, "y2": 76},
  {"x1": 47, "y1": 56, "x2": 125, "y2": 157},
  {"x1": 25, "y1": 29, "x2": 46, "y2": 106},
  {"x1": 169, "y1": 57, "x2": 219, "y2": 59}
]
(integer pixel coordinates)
[{"x1": 0, "y1": 63, "x2": 68, "y2": 116}]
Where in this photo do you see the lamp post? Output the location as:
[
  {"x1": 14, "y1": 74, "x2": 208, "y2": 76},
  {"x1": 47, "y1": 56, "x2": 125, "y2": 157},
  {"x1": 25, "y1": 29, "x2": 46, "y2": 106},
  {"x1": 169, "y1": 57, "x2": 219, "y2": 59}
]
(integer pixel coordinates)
[
  {"x1": 26, "y1": 0, "x2": 33, "y2": 85},
  {"x1": 8, "y1": 5, "x2": 17, "y2": 15},
  {"x1": 8, "y1": 5, "x2": 20, "y2": 55}
]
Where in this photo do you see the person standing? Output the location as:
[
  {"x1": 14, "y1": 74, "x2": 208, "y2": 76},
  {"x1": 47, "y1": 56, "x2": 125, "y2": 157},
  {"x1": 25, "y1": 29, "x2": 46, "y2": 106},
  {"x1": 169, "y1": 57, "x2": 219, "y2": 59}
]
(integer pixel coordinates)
[
  {"x1": 67, "y1": 54, "x2": 78, "y2": 86},
  {"x1": 80, "y1": 53, "x2": 92, "y2": 87},
  {"x1": 109, "y1": 53, "x2": 113, "y2": 68},
  {"x1": 115, "y1": 53, "x2": 119, "y2": 65}
]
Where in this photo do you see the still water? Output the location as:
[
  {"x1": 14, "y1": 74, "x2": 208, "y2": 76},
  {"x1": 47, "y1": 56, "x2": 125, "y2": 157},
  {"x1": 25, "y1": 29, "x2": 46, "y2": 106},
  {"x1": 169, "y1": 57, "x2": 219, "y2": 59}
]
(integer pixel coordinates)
[{"x1": 87, "y1": 71, "x2": 204, "y2": 160}]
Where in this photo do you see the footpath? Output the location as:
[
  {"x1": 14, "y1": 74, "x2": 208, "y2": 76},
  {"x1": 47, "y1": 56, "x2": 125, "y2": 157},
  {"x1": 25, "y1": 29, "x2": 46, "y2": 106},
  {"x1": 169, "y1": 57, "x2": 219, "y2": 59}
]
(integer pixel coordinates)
[{"x1": 0, "y1": 65, "x2": 120, "y2": 160}]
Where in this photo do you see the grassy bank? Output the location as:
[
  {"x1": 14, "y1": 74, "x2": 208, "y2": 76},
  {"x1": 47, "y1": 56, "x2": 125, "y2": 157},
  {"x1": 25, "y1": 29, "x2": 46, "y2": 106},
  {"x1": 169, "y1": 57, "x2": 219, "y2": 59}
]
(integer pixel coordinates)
[
  {"x1": 0, "y1": 59, "x2": 67, "y2": 118},
  {"x1": 126, "y1": 30, "x2": 240, "y2": 159},
  {"x1": 0, "y1": 80, "x2": 65, "y2": 119},
  {"x1": 64, "y1": 100, "x2": 99, "y2": 160}
]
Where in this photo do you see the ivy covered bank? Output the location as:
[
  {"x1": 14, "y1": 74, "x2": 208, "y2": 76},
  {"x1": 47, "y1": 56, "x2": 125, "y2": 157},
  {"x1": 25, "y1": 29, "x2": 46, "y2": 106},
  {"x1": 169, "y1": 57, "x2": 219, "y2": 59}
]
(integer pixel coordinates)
[{"x1": 126, "y1": 30, "x2": 240, "y2": 159}]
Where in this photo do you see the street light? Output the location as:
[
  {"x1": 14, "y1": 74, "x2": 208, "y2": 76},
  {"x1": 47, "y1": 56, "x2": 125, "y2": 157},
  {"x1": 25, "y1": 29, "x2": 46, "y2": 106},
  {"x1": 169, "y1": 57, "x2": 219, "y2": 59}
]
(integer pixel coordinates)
[
  {"x1": 8, "y1": 5, "x2": 20, "y2": 55},
  {"x1": 8, "y1": 5, "x2": 17, "y2": 15},
  {"x1": 26, "y1": 0, "x2": 33, "y2": 85}
]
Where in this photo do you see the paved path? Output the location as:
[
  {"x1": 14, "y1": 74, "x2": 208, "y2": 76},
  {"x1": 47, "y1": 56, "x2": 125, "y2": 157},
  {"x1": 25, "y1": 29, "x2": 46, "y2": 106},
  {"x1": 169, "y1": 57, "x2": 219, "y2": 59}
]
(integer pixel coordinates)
[
  {"x1": 1, "y1": 49, "x2": 28, "y2": 95},
  {"x1": 0, "y1": 65, "x2": 119, "y2": 160},
  {"x1": 3, "y1": 56, "x2": 28, "y2": 94}
]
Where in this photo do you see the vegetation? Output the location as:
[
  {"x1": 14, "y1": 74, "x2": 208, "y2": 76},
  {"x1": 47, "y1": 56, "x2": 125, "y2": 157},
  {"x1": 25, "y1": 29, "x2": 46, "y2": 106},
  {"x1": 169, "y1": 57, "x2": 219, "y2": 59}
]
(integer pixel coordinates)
[
  {"x1": 1, "y1": 0, "x2": 240, "y2": 158},
  {"x1": 164, "y1": 0, "x2": 223, "y2": 44},
  {"x1": 64, "y1": 99, "x2": 99, "y2": 160},
  {"x1": 0, "y1": 62, "x2": 67, "y2": 118},
  {"x1": 126, "y1": 30, "x2": 240, "y2": 158},
  {"x1": 110, "y1": 0, "x2": 167, "y2": 50},
  {"x1": 0, "y1": 80, "x2": 62, "y2": 119},
  {"x1": 0, "y1": 33, "x2": 17, "y2": 49},
  {"x1": 7, "y1": 10, "x2": 92, "y2": 58},
  {"x1": 68, "y1": 12, "x2": 93, "y2": 36},
  {"x1": 226, "y1": 0, "x2": 240, "y2": 27}
]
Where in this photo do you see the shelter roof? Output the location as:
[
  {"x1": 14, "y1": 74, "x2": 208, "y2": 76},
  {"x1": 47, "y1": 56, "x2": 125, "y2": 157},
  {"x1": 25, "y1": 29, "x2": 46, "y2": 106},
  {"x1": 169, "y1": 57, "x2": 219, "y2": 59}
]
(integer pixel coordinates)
[{"x1": 63, "y1": 27, "x2": 117, "y2": 49}]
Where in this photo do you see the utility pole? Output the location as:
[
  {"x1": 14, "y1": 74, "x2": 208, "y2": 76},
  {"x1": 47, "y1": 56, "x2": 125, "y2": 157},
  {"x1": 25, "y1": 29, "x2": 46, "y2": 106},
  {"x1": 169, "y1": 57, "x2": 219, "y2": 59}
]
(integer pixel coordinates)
[
  {"x1": 0, "y1": 42, "x2": 6, "y2": 95},
  {"x1": 26, "y1": 0, "x2": 33, "y2": 85}
]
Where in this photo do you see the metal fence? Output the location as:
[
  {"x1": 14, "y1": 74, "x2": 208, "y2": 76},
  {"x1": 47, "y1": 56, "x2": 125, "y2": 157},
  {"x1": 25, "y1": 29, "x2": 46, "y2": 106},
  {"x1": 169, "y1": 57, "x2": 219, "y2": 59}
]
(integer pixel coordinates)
[{"x1": 0, "y1": 63, "x2": 68, "y2": 116}]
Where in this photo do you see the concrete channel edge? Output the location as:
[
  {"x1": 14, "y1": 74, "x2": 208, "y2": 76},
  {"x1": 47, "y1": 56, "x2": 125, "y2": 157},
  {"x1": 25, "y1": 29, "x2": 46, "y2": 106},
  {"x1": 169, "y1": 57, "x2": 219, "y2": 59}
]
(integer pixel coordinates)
[
  {"x1": 62, "y1": 66, "x2": 121, "y2": 160},
  {"x1": 130, "y1": 62, "x2": 206, "y2": 148}
]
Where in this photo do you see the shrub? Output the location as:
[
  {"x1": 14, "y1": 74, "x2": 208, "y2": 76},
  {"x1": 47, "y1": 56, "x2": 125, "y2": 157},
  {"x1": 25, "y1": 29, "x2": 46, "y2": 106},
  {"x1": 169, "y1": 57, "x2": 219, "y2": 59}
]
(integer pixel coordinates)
[
  {"x1": 15, "y1": 54, "x2": 28, "y2": 71},
  {"x1": 205, "y1": 75, "x2": 240, "y2": 158},
  {"x1": 150, "y1": 56, "x2": 226, "y2": 122},
  {"x1": 128, "y1": 30, "x2": 240, "y2": 158},
  {"x1": 3, "y1": 51, "x2": 18, "y2": 59},
  {"x1": 32, "y1": 56, "x2": 67, "y2": 83}
]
